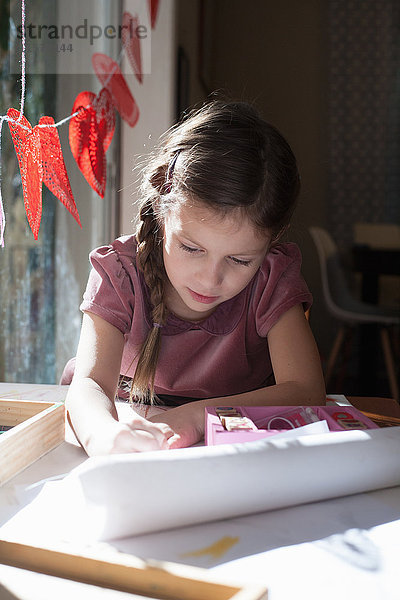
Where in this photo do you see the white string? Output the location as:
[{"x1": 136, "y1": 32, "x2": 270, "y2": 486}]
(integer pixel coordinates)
[
  {"x1": 0, "y1": 0, "x2": 27, "y2": 241},
  {"x1": 16, "y1": 0, "x2": 26, "y2": 122},
  {"x1": 0, "y1": 0, "x2": 131, "y2": 246},
  {"x1": 0, "y1": 117, "x2": 5, "y2": 247}
]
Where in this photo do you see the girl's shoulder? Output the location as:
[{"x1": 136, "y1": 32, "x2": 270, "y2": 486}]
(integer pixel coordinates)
[
  {"x1": 82, "y1": 235, "x2": 140, "y2": 335},
  {"x1": 89, "y1": 234, "x2": 138, "y2": 261},
  {"x1": 252, "y1": 242, "x2": 311, "y2": 336},
  {"x1": 87, "y1": 235, "x2": 140, "y2": 290},
  {"x1": 259, "y1": 242, "x2": 303, "y2": 279}
]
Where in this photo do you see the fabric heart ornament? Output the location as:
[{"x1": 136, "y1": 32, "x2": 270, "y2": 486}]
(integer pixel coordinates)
[
  {"x1": 39, "y1": 116, "x2": 81, "y2": 227},
  {"x1": 92, "y1": 53, "x2": 139, "y2": 127},
  {"x1": 7, "y1": 108, "x2": 43, "y2": 239},
  {"x1": 122, "y1": 12, "x2": 143, "y2": 84},
  {"x1": 148, "y1": 0, "x2": 160, "y2": 29},
  {"x1": 92, "y1": 87, "x2": 116, "y2": 153},
  {"x1": 69, "y1": 88, "x2": 115, "y2": 198},
  {"x1": 8, "y1": 109, "x2": 81, "y2": 239}
]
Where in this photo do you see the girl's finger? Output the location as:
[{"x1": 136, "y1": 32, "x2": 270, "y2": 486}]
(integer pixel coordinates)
[
  {"x1": 166, "y1": 433, "x2": 184, "y2": 449},
  {"x1": 126, "y1": 418, "x2": 175, "y2": 447},
  {"x1": 110, "y1": 427, "x2": 162, "y2": 453}
]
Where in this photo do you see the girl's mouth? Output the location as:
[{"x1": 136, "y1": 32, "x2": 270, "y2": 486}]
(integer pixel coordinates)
[{"x1": 188, "y1": 288, "x2": 220, "y2": 304}]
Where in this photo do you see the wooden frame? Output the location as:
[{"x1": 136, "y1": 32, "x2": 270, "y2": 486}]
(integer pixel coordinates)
[
  {"x1": 0, "y1": 399, "x2": 65, "y2": 485},
  {"x1": 0, "y1": 540, "x2": 268, "y2": 600}
]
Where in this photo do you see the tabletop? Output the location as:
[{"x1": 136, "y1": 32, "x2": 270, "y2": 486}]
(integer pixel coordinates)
[{"x1": 0, "y1": 383, "x2": 399, "y2": 600}]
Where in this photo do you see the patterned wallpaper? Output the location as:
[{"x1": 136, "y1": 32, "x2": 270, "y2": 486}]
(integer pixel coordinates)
[{"x1": 327, "y1": 0, "x2": 399, "y2": 247}]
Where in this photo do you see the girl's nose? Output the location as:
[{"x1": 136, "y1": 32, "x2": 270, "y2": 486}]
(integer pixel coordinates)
[{"x1": 197, "y1": 260, "x2": 224, "y2": 290}]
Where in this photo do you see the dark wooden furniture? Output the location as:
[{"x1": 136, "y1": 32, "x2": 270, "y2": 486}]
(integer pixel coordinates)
[
  {"x1": 352, "y1": 245, "x2": 399, "y2": 398},
  {"x1": 352, "y1": 245, "x2": 400, "y2": 304}
]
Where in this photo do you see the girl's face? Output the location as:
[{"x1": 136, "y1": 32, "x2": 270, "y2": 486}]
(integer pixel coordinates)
[{"x1": 162, "y1": 201, "x2": 270, "y2": 321}]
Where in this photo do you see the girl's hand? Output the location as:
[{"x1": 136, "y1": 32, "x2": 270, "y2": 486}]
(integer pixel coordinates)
[
  {"x1": 148, "y1": 402, "x2": 204, "y2": 449},
  {"x1": 85, "y1": 414, "x2": 175, "y2": 456}
]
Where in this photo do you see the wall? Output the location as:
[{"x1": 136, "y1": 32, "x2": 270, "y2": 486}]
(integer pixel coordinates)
[
  {"x1": 209, "y1": 0, "x2": 326, "y2": 278},
  {"x1": 119, "y1": 0, "x2": 177, "y2": 234},
  {"x1": 176, "y1": 0, "x2": 206, "y2": 108},
  {"x1": 176, "y1": 0, "x2": 330, "y2": 355}
]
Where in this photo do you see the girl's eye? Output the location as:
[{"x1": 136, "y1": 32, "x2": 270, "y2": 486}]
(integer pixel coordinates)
[
  {"x1": 229, "y1": 256, "x2": 252, "y2": 267},
  {"x1": 179, "y1": 243, "x2": 252, "y2": 266},
  {"x1": 179, "y1": 243, "x2": 200, "y2": 254}
]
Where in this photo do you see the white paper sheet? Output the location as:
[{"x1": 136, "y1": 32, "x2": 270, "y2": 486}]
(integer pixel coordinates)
[{"x1": 2, "y1": 426, "x2": 399, "y2": 543}]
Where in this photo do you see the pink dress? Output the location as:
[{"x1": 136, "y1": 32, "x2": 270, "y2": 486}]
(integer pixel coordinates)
[{"x1": 62, "y1": 236, "x2": 312, "y2": 403}]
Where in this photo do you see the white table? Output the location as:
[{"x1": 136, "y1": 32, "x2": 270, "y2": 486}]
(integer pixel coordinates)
[{"x1": 0, "y1": 383, "x2": 399, "y2": 600}]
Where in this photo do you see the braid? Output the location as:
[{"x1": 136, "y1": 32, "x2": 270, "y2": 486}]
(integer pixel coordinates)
[{"x1": 130, "y1": 200, "x2": 168, "y2": 403}]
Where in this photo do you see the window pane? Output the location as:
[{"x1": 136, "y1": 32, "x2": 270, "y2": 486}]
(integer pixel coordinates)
[{"x1": 0, "y1": 0, "x2": 119, "y2": 383}]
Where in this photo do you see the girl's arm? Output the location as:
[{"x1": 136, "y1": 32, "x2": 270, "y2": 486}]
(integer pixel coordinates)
[
  {"x1": 149, "y1": 304, "x2": 326, "y2": 447},
  {"x1": 65, "y1": 312, "x2": 174, "y2": 456}
]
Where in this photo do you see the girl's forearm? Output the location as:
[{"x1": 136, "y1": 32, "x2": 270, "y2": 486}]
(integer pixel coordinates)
[
  {"x1": 166, "y1": 381, "x2": 326, "y2": 442},
  {"x1": 197, "y1": 380, "x2": 326, "y2": 413},
  {"x1": 65, "y1": 377, "x2": 118, "y2": 449}
]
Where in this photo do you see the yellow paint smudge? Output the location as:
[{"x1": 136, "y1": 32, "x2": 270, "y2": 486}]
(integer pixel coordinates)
[{"x1": 181, "y1": 536, "x2": 239, "y2": 560}]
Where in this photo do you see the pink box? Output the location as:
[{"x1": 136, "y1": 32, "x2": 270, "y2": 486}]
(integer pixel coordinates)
[{"x1": 205, "y1": 404, "x2": 379, "y2": 446}]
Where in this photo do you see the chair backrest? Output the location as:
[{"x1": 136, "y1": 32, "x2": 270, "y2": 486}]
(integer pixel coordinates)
[
  {"x1": 309, "y1": 226, "x2": 400, "y2": 325},
  {"x1": 309, "y1": 226, "x2": 368, "y2": 321},
  {"x1": 309, "y1": 226, "x2": 337, "y2": 260},
  {"x1": 309, "y1": 227, "x2": 341, "y2": 319}
]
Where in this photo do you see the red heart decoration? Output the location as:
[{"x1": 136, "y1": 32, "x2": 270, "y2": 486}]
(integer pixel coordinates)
[
  {"x1": 69, "y1": 92, "x2": 102, "y2": 197},
  {"x1": 92, "y1": 87, "x2": 116, "y2": 153},
  {"x1": 122, "y1": 12, "x2": 143, "y2": 84},
  {"x1": 7, "y1": 108, "x2": 43, "y2": 239},
  {"x1": 69, "y1": 88, "x2": 115, "y2": 198},
  {"x1": 92, "y1": 53, "x2": 139, "y2": 127},
  {"x1": 39, "y1": 116, "x2": 81, "y2": 227},
  {"x1": 148, "y1": 0, "x2": 160, "y2": 29}
]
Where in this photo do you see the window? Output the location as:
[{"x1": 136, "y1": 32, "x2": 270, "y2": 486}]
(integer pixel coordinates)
[{"x1": 0, "y1": 0, "x2": 120, "y2": 383}]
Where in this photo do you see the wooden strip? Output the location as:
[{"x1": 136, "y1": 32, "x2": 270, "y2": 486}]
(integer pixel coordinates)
[
  {"x1": 0, "y1": 540, "x2": 268, "y2": 600},
  {"x1": 0, "y1": 399, "x2": 54, "y2": 426},
  {"x1": 0, "y1": 402, "x2": 65, "y2": 485},
  {"x1": 359, "y1": 410, "x2": 400, "y2": 428}
]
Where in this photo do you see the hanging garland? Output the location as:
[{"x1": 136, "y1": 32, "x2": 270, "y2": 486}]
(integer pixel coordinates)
[{"x1": 0, "y1": 0, "x2": 160, "y2": 245}]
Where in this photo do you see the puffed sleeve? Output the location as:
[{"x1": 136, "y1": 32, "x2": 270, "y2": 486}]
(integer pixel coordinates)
[
  {"x1": 254, "y1": 243, "x2": 312, "y2": 337},
  {"x1": 80, "y1": 237, "x2": 136, "y2": 334}
]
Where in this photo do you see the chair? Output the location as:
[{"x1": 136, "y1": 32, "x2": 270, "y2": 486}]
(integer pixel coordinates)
[{"x1": 309, "y1": 226, "x2": 400, "y2": 401}]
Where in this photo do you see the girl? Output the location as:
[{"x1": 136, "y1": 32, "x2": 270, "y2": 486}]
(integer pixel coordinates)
[{"x1": 64, "y1": 100, "x2": 326, "y2": 456}]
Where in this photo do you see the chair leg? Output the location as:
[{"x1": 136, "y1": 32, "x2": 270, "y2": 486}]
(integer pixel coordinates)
[
  {"x1": 325, "y1": 326, "x2": 346, "y2": 388},
  {"x1": 336, "y1": 327, "x2": 354, "y2": 391},
  {"x1": 380, "y1": 328, "x2": 399, "y2": 402},
  {"x1": 390, "y1": 327, "x2": 400, "y2": 364}
]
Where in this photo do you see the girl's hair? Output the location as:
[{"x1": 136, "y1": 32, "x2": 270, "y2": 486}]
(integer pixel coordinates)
[{"x1": 131, "y1": 99, "x2": 300, "y2": 402}]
